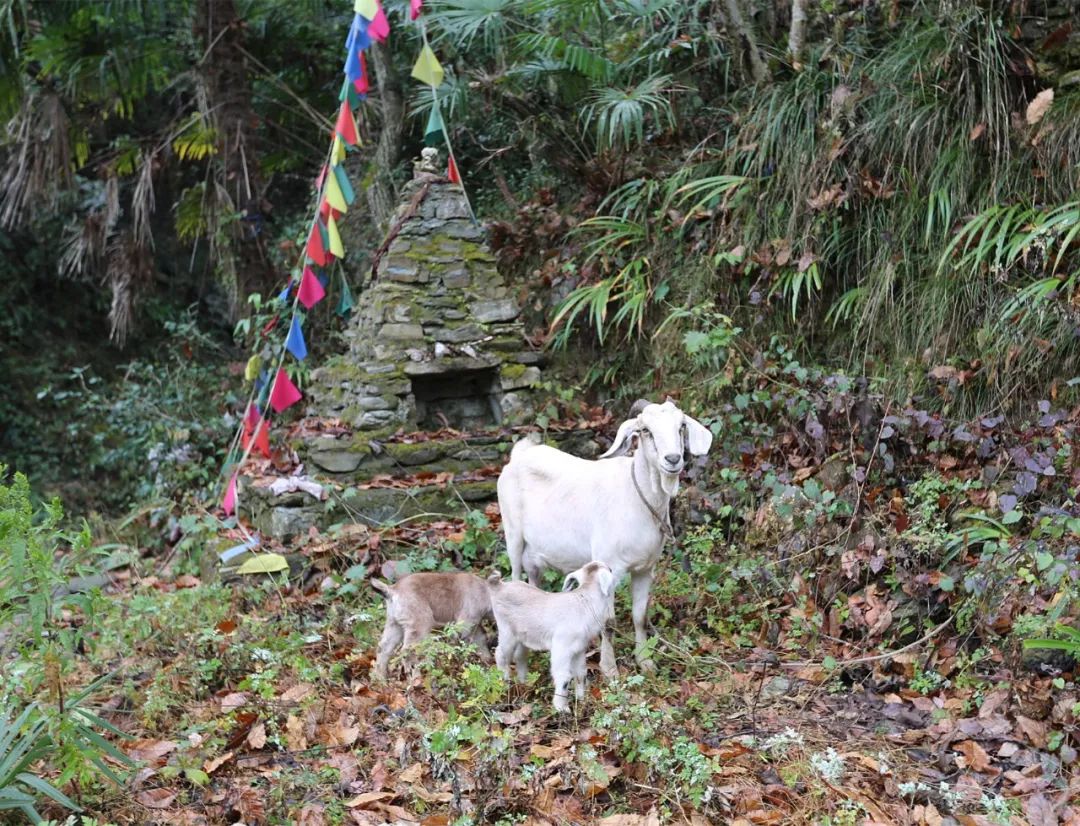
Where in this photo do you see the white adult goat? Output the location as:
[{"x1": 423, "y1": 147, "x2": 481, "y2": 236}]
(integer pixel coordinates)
[{"x1": 497, "y1": 398, "x2": 712, "y2": 676}]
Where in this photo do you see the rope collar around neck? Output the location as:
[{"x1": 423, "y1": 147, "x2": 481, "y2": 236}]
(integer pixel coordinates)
[{"x1": 631, "y1": 460, "x2": 674, "y2": 544}]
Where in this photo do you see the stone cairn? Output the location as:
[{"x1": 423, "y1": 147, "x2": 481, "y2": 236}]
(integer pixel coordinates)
[{"x1": 241, "y1": 151, "x2": 599, "y2": 542}]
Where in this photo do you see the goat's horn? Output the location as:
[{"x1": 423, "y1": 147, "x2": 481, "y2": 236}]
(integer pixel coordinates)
[{"x1": 628, "y1": 398, "x2": 651, "y2": 417}]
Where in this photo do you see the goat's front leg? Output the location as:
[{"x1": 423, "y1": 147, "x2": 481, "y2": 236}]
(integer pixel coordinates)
[
  {"x1": 630, "y1": 568, "x2": 656, "y2": 673},
  {"x1": 550, "y1": 648, "x2": 572, "y2": 713}
]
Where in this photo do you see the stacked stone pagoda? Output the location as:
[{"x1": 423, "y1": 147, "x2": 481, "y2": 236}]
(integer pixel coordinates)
[{"x1": 307, "y1": 148, "x2": 541, "y2": 433}]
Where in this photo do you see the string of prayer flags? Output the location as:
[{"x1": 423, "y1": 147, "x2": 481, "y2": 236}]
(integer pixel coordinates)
[
  {"x1": 269, "y1": 368, "x2": 302, "y2": 413},
  {"x1": 327, "y1": 214, "x2": 346, "y2": 258},
  {"x1": 424, "y1": 103, "x2": 445, "y2": 147},
  {"x1": 448, "y1": 154, "x2": 461, "y2": 184},
  {"x1": 411, "y1": 0, "x2": 423, "y2": 20},
  {"x1": 333, "y1": 164, "x2": 355, "y2": 205},
  {"x1": 412, "y1": 45, "x2": 444, "y2": 88},
  {"x1": 306, "y1": 221, "x2": 328, "y2": 266},
  {"x1": 219, "y1": 0, "x2": 391, "y2": 522},
  {"x1": 222, "y1": 474, "x2": 238, "y2": 516},
  {"x1": 285, "y1": 315, "x2": 308, "y2": 361},
  {"x1": 298, "y1": 266, "x2": 326, "y2": 309}
]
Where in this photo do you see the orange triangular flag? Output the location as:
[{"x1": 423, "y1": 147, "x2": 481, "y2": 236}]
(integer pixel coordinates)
[{"x1": 448, "y1": 154, "x2": 461, "y2": 183}]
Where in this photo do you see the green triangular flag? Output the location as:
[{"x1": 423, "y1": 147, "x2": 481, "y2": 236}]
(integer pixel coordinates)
[
  {"x1": 424, "y1": 103, "x2": 445, "y2": 147},
  {"x1": 337, "y1": 272, "x2": 355, "y2": 317},
  {"x1": 339, "y1": 77, "x2": 363, "y2": 111},
  {"x1": 332, "y1": 164, "x2": 356, "y2": 206}
]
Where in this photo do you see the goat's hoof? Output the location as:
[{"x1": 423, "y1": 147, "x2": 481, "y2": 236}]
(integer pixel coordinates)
[{"x1": 638, "y1": 658, "x2": 657, "y2": 674}]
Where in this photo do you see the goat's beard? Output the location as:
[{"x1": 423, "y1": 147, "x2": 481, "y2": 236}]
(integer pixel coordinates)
[{"x1": 659, "y1": 471, "x2": 680, "y2": 499}]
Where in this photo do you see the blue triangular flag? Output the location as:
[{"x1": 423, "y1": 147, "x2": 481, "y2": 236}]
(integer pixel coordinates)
[
  {"x1": 277, "y1": 280, "x2": 292, "y2": 303},
  {"x1": 254, "y1": 369, "x2": 269, "y2": 393},
  {"x1": 286, "y1": 315, "x2": 307, "y2": 361},
  {"x1": 332, "y1": 164, "x2": 356, "y2": 206},
  {"x1": 345, "y1": 14, "x2": 369, "y2": 54},
  {"x1": 345, "y1": 47, "x2": 363, "y2": 84},
  {"x1": 317, "y1": 271, "x2": 329, "y2": 289}
]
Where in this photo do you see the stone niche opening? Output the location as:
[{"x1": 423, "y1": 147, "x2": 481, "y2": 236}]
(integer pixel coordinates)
[{"x1": 412, "y1": 367, "x2": 502, "y2": 430}]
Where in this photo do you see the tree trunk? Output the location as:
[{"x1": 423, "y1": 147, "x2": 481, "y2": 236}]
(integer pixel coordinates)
[
  {"x1": 788, "y1": 0, "x2": 808, "y2": 65},
  {"x1": 721, "y1": 0, "x2": 770, "y2": 85},
  {"x1": 193, "y1": 0, "x2": 273, "y2": 318},
  {"x1": 364, "y1": 40, "x2": 405, "y2": 232}
]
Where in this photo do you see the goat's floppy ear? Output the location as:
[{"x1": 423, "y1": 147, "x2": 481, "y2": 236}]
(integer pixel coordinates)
[
  {"x1": 600, "y1": 417, "x2": 639, "y2": 459},
  {"x1": 597, "y1": 567, "x2": 614, "y2": 597},
  {"x1": 562, "y1": 572, "x2": 581, "y2": 592},
  {"x1": 628, "y1": 398, "x2": 651, "y2": 417},
  {"x1": 683, "y1": 414, "x2": 713, "y2": 457}
]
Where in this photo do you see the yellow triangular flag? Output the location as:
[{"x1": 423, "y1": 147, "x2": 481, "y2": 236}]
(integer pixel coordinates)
[
  {"x1": 354, "y1": 0, "x2": 378, "y2": 19},
  {"x1": 331, "y1": 135, "x2": 346, "y2": 166},
  {"x1": 411, "y1": 45, "x2": 445, "y2": 88},
  {"x1": 327, "y1": 214, "x2": 345, "y2": 258},
  {"x1": 325, "y1": 171, "x2": 348, "y2": 213}
]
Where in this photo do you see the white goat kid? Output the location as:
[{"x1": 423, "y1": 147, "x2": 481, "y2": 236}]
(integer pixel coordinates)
[
  {"x1": 497, "y1": 399, "x2": 712, "y2": 677},
  {"x1": 487, "y1": 561, "x2": 615, "y2": 712}
]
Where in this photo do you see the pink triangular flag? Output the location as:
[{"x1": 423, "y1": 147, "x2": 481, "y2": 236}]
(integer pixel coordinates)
[
  {"x1": 222, "y1": 474, "x2": 237, "y2": 516},
  {"x1": 369, "y1": 3, "x2": 389, "y2": 41},
  {"x1": 315, "y1": 164, "x2": 328, "y2": 191},
  {"x1": 298, "y1": 266, "x2": 326, "y2": 309},
  {"x1": 269, "y1": 368, "x2": 302, "y2": 413},
  {"x1": 410, "y1": 0, "x2": 422, "y2": 20}
]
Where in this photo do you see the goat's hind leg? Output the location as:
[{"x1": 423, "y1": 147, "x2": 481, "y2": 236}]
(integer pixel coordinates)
[
  {"x1": 550, "y1": 649, "x2": 573, "y2": 713},
  {"x1": 374, "y1": 620, "x2": 404, "y2": 681}
]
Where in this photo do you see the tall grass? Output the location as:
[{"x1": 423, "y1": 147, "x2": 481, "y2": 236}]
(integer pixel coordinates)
[{"x1": 557, "y1": 4, "x2": 1080, "y2": 411}]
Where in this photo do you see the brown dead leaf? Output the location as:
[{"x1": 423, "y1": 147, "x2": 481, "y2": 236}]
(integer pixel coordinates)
[
  {"x1": 969, "y1": 122, "x2": 986, "y2": 141},
  {"x1": 597, "y1": 809, "x2": 660, "y2": 826},
  {"x1": 220, "y1": 691, "x2": 248, "y2": 711},
  {"x1": 280, "y1": 682, "x2": 315, "y2": 703},
  {"x1": 346, "y1": 791, "x2": 396, "y2": 809},
  {"x1": 136, "y1": 788, "x2": 177, "y2": 809},
  {"x1": 204, "y1": 750, "x2": 235, "y2": 775},
  {"x1": 955, "y1": 740, "x2": 994, "y2": 773},
  {"x1": 298, "y1": 803, "x2": 327, "y2": 826},
  {"x1": 398, "y1": 762, "x2": 424, "y2": 784},
  {"x1": 246, "y1": 721, "x2": 266, "y2": 750},
  {"x1": 126, "y1": 739, "x2": 177, "y2": 765},
  {"x1": 1016, "y1": 714, "x2": 1049, "y2": 748},
  {"x1": 1026, "y1": 88, "x2": 1054, "y2": 126},
  {"x1": 1024, "y1": 793, "x2": 1059, "y2": 826},
  {"x1": 286, "y1": 714, "x2": 308, "y2": 751}
]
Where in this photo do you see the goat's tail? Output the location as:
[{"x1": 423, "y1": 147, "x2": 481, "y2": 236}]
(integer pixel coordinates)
[{"x1": 370, "y1": 578, "x2": 392, "y2": 598}]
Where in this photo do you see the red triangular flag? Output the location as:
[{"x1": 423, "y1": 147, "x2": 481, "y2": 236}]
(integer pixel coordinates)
[
  {"x1": 355, "y1": 53, "x2": 369, "y2": 95},
  {"x1": 269, "y1": 368, "x2": 302, "y2": 413},
  {"x1": 242, "y1": 408, "x2": 271, "y2": 459},
  {"x1": 335, "y1": 100, "x2": 359, "y2": 146},
  {"x1": 222, "y1": 474, "x2": 237, "y2": 516},
  {"x1": 306, "y1": 221, "x2": 327, "y2": 266},
  {"x1": 448, "y1": 154, "x2": 461, "y2": 183},
  {"x1": 298, "y1": 266, "x2": 326, "y2": 309}
]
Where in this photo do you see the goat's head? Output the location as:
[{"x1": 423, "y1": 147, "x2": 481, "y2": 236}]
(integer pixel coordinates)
[
  {"x1": 599, "y1": 399, "x2": 713, "y2": 493},
  {"x1": 561, "y1": 561, "x2": 615, "y2": 597}
]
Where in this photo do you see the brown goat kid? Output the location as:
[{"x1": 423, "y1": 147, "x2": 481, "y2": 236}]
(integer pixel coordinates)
[{"x1": 370, "y1": 572, "x2": 492, "y2": 680}]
